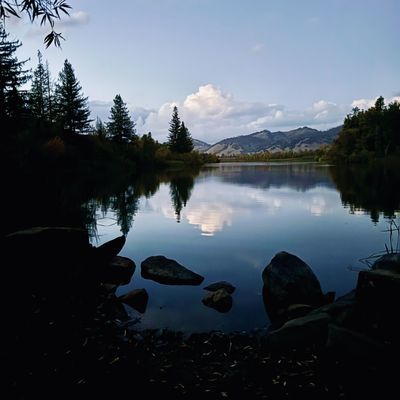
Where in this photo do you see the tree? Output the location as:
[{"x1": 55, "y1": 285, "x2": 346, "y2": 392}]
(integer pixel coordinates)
[
  {"x1": 176, "y1": 121, "x2": 194, "y2": 153},
  {"x1": 107, "y1": 94, "x2": 136, "y2": 143},
  {"x1": 0, "y1": 21, "x2": 30, "y2": 123},
  {"x1": 94, "y1": 117, "x2": 108, "y2": 139},
  {"x1": 54, "y1": 59, "x2": 91, "y2": 133},
  {"x1": 0, "y1": 0, "x2": 71, "y2": 47},
  {"x1": 30, "y1": 50, "x2": 53, "y2": 122},
  {"x1": 167, "y1": 105, "x2": 181, "y2": 152}
]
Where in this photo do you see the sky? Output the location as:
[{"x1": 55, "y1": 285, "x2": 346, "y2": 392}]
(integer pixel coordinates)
[{"x1": 6, "y1": 0, "x2": 400, "y2": 144}]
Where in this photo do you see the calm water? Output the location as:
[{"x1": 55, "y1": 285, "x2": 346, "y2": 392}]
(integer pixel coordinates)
[{"x1": 90, "y1": 162, "x2": 399, "y2": 333}]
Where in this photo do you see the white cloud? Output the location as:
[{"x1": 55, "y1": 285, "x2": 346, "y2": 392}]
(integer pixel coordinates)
[
  {"x1": 58, "y1": 11, "x2": 90, "y2": 28},
  {"x1": 351, "y1": 96, "x2": 400, "y2": 110},
  {"x1": 251, "y1": 43, "x2": 265, "y2": 52}
]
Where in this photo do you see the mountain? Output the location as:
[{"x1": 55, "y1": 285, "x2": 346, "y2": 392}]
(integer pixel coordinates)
[
  {"x1": 192, "y1": 138, "x2": 211, "y2": 152},
  {"x1": 205, "y1": 126, "x2": 342, "y2": 156}
]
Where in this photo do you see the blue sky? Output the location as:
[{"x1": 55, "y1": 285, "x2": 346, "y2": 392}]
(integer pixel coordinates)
[{"x1": 6, "y1": 0, "x2": 400, "y2": 143}]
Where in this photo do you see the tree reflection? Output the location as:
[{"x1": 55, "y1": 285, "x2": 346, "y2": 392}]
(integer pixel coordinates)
[
  {"x1": 169, "y1": 174, "x2": 195, "y2": 223},
  {"x1": 329, "y1": 163, "x2": 400, "y2": 223}
]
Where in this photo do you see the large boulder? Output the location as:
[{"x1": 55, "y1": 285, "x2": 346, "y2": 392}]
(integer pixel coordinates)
[
  {"x1": 371, "y1": 253, "x2": 400, "y2": 273},
  {"x1": 99, "y1": 256, "x2": 136, "y2": 285},
  {"x1": 203, "y1": 281, "x2": 236, "y2": 294},
  {"x1": 141, "y1": 256, "x2": 204, "y2": 285},
  {"x1": 267, "y1": 312, "x2": 331, "y2": 348},
  {"x1": 262, "y1": 251, "x2": 328, "y2": 321},
  {"x1": 119, "y1": 288, "x2": 149, "y2": 313},
  {"x1": 202, "y1": 288, "x2": 233, "y2": 313}
]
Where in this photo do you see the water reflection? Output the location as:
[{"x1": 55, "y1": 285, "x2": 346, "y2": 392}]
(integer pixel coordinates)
[
  {"x1": 169, "y1": 174, "x2": 195, "y2": 223},
  {"x1": 329, "y1": 164, "x2": 400, "y2": 223}
]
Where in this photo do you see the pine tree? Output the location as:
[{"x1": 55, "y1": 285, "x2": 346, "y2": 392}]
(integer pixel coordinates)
[
  {"x1": 94, "y1": 117, "x2": 108, "y2": 139},
  {"x1": 54, "y1": 59, "x2": 91, "y2": 133},
  {"x1": 176, "y1": 121, "x2": 194, "y2": 153},
  {"x1": 0, "y1": 22, "x2": 30, "y2": 124},
  {"x1": 167, "y1": 105, "x2": 181, "y2": 152},
  {"x1": 107, "y1": 94, "x2": 136, "y2": 143},
  {"x1": 30, "y1": 50, "x2": 53, "y2": 122}
]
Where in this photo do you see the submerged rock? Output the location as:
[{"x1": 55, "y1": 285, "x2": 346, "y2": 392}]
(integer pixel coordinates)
[
  {"x1": 202, "y1": 288, "x2": 233, "y2": 313},
  {"x1": 119, "y1": 288, "x2": 149, "y2": 313},
  {"x1": 141, "y1": 256, "x2": 204, "y2": 285},
  {"x1": 262, "y1": 251, "x2": 330, "y2": 321},
  {"x1": 204, "y1": 281, "x2": 236, "y2": 294}
]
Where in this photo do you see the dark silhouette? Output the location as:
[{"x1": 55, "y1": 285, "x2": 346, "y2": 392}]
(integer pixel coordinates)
[
  {"x1": 169, "y1": 174, "x2": 195, "y2": 222},
  {"x1": 107, "y1": 94, "x2": 136, "y2": 143},
  {"x1": 54, "y1": 59, "x2": 91, "y2": 133}
]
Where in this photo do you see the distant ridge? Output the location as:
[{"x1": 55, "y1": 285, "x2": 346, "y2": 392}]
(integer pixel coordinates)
[{"x1": 193, "y1": 126, "x2": 342, "y2": 156}]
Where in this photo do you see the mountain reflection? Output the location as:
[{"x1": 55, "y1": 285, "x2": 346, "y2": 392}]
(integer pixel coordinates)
[{"x1": 200, "y1": 162, "x2": 335, "y2": 191}]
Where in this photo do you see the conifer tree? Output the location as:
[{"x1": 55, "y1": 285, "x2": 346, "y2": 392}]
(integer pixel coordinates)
[
  {"x1": 107, "y1": 94, "x2": 136, "y2": 143},
  {"x1": 176, "y1": 121, "x2": 194, "y2": 153},
  {"x1": 167, "y1": 105, "x2": 181, "y2": 152},
  {"x1": 0, "y1": 22, "x2": 30, "y2": 123},
  {"x1": 54, "y1": 59, "x2": 91, "y2": 133},
  {"x1": 30, "y1": 50, "x2": 54, "y2": 122},
  {"x1": 94, "y1": 117, "x2": 108, "y2": 139}
]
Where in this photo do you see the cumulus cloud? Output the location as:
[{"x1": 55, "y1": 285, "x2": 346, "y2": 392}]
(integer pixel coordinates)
[{"x1": 351, "y1": 96, "x2": 400, "y2": 110}]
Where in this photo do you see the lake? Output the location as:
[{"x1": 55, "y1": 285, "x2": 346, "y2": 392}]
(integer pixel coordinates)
[{"x1": 89, "y1": 162, "x2": 399, "y2": 333}]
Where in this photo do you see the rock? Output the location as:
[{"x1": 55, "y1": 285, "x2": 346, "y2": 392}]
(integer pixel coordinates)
[
  {"x1": 285, "y1": 303, "x2": 316, "y2": 320},
  {"x1": 141, "y1": 256, "x2": 204, "y2": 285},
  {"x1": 355, "y1": 269, "x2": 400, "y2": 338},
  {"x1": 4, "y1": 227, "x2": 93, "y2": 286},
  {"x1": 95, "y1": 235, "x2": 126, "y2": 264},
  {"x1": 326, "y1": 324, "x2": 386, "y2": 360},
  {"x1": 204, "y1": 281, "x2": 236, "y2": 294},
  {"x1": 100, "y1": 256, "x2": 136, "y2": 285},
  {"x1": 119, "y1": 288, "x2": 149, "y2": 313},
  {"x1": 371, "y1": 252, "x2": 400, "y2": 273},
  {"x1": 262, "y1": 251, "x2": 327, "y2": 321},
  {"x1": 202, "y1": 288, "x2": 233, "y2": 313},
  {"x1": 267, "y1": 312, "x2": 331, "y2": 348}
]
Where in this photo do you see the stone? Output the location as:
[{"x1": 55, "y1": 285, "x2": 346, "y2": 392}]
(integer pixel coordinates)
[
  {"x1": 267, "y1": 312, "x2": 331, "y2": 348},
  {"x1": 262, "y1": 251, "x2": 327, "y2": 321},
  {"x1": 100, "y1": 256, "x2": 136, "y2": 285},
  {"x1": 371, "y1": 252, "x2": 400, "y2": 273},
  {"x1": 95, "y1": 235, "x2": 126, "y2": 264},
  {"x1": 141, "y1": 256, "x2": 204, "y2": 285},
  {"x1": 202, "y1": 288, "x2": 233, "y2": 313},
  {"x1": 203, "y1": 281, "x2": 236, "y2": 294},
  {"x1": 119, "y1": 288, "x2": 149, "y2": 313}
]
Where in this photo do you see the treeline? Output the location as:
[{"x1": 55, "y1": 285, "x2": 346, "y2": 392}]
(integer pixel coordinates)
[
  {"x1": 328, "y1": 97, "x2": 400, "y2": 163},
  {"x1": 0, "y1": 23, "x2": 216, "y2": 181},
  {"x1": 225, "y1": 148, "x2": 328, "y2": 162}
]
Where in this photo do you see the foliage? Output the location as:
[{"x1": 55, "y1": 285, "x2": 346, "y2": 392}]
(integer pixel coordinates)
[
  {"x1": 167, "y1": 105, "x2": 181, "y2": 152},
  {"x1": 0, "y1": 21, "x2": 30, "y2": 124},
  {"x1": 30, "y1": 50, "x2": 53, "y2": 122},
  {"x1": 54, "y1": 59, "x2": 91, "y2": 134},
  {"x1": 0, "y1": 0, "x2": 71, "y2": 47},
  {"x1": 329, "y1": 97, "x2": 400, "y2": 163},
  {"x1": 176, "y1": 121, "x2": 194, "y2": 153},
  {"x1": 107, "y1": 94, "x2": 136, "y2": 143}
]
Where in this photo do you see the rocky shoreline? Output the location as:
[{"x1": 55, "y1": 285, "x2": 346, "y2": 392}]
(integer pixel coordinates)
[{"x1": 5, "y1": 227, "x2": 400, "y2": 399}]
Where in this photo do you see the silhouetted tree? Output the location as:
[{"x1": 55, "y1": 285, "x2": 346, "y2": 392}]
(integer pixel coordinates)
[
  {"x1": 167, "y1": 105, "x2": 181, "y2": 152},
  {"x1": 107, "y1": 94, "x2": 136, "y2": 143},
  {"x1": 30, "y1": 50, "x2": 53, "y2": 122},
  {"x1": 176, "y1": 121, "x2": 194, "y2": 153},
  {"x1": 54, "y1": 59, "x2": 91, "y2": 133},
  {"x1": 0, "y1": 22, "x2": 30, "y2": 124},
  {"x1": 94, "y1": 117, "x2": 108, "y2": 139}
]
